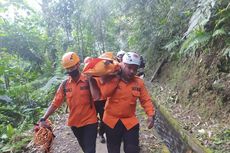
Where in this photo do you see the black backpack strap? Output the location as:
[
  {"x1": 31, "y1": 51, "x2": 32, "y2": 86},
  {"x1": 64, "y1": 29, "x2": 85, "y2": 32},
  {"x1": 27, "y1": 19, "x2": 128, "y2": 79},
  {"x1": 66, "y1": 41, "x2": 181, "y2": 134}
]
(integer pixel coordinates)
[
  {"x1": 62, "y1": 79, "x2": 68, "y2": 96},
  {"x1": 61, "y1": 79, "x2": 69, "y2": 113}
]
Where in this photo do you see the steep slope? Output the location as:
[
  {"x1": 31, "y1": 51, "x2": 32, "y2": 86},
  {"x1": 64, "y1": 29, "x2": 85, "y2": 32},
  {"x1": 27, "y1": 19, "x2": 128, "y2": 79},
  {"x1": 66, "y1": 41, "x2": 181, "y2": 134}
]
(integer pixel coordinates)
[{"x1": 149, "y1": 50, "x2": 230, "y2": 152}]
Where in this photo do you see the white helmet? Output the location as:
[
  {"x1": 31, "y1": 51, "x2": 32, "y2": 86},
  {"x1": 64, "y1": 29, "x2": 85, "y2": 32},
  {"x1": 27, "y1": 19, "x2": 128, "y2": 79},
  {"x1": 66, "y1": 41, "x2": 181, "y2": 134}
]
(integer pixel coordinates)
[
  {"x1": 83, "y1": 56, "x2": 92, "y2": 63},
  {"x1": 117, "y1": 50, "x2": 126, "y2": 57},
  {"x1": 122, "y1": 52, "x2": 141, "y2": 66}
]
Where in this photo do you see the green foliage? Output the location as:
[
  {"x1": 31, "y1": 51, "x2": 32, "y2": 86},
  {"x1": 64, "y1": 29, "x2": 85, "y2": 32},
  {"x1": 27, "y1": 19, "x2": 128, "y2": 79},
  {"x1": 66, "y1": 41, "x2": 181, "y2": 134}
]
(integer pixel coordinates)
[
  {"x1": 173, "y1": 1, "x2": 230, "y2": 58},
  {"x1": 210, "y1": 3, "x2": 230, "y2": 43},
  {"x1": 180, "y1": 29, "x2": 211, "y2": 55},
  {"x1": 1, "y1": 124, "x2": 16, "y2": 146},
  {"x1": 7, "y1": 84, "x2": 32, "y2": 104},
  {"x1": 163, "y1": 36, "x2": 182, "y2": 52},
  {"x1": 0, "y1": 76, "x2": 58, "y2": 151},
  {"x1": 214, "y1": 4, "x2": 230, "y2": 31},
  {"x1": 212, "y1": 28, "x2": 227, "y2": 37},
  {"x1": 0, "y1": 0, "x2": 229, "y2": 152},
  {"x1": 6, "y1": 124, "x2": 14, "y2": 139},
  {"x1": 217, "y1": 47, "x2": 230, "y2": 73},
  {"x1": 0, "y1": 17, "x2": 46, "y2": 66},
  {"x1": 210, "y1": 129, "x2": 230, "y2": 152},
  {"x1": 0, "y1": 133, "x2": 32, "y2": 153},
  {"x1": 0, "y1": 106, "x2": 24, "y2": 126},
  {"x1": 0, "y1": 1, "x2": 52, "y2": 75},
  {"x1": 0, "y1": 42, "x2": 40, "y2": 89},
  {"x1": 223, "y1": 47, "x2": 230, "y2": 57},
  {"x1": 115, "y1": 0, "x2": 196, "y2": 64},
  {"x1": 0, "y1": 50, "x2": 51, "y2": 151}
]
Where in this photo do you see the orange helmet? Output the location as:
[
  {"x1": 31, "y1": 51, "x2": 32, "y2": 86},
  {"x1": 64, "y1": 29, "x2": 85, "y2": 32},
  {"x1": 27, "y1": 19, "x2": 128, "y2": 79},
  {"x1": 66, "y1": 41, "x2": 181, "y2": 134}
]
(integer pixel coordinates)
[
  {"x1": 99, "y1": 52, "x2": 116, "y2": 60},
  {"x1": 61, "y1": 52, "x2": 80, "y2": 69}
]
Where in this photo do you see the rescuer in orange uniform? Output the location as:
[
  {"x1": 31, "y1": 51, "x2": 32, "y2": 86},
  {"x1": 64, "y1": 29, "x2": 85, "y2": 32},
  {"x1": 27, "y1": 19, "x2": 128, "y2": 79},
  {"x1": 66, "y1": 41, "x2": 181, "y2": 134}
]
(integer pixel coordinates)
[
  {"x1": 39, "y1": 52, "x2": 98, "y2": 153},
  {"x1": 90, "y1": 52, "x2": 155, "y2": 153},
  {"x1": 92, "y1": 52, "x2": 119, "y2": 143}
]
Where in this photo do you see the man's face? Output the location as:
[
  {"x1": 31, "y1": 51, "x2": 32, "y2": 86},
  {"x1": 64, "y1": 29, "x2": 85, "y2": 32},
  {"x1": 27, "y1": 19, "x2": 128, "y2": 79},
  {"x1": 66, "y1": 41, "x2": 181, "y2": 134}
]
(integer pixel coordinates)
[
  {"x1": 66, "y1": 64, "x2": 79, "y2": 73},
  {"x1": 65, "y1": 64, "x2": 80, "y2": 78},
  {"x1": 122, "y1": 63, "x2": 138, "y2": 80}
]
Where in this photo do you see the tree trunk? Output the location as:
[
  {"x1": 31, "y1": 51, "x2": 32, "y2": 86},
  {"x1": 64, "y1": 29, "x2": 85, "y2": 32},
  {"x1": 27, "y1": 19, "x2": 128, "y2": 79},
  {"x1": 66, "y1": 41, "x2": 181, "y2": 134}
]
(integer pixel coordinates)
[
  {"x1": 4, "y1": 74, "x2": 9, "y2": 89},
  {"x1": 78, "y1": 14, "x2": 84, "y2": 60},
  {"x1": 150, "y1": 57, "x2": 167, "y2": 82}
]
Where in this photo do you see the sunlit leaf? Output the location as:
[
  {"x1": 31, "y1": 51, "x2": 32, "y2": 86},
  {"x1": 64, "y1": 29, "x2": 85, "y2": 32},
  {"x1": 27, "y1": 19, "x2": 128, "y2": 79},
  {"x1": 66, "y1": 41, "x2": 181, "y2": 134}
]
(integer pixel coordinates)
[
  {"x1": 212, "y1": 28, "x2": 226, "y2": 37},
  {"x1": 1, "y1": 134, "x2": 8, "y2": 139},
  {"x1": 6, "y1": 124, "x2": 14, "y2": 138}
]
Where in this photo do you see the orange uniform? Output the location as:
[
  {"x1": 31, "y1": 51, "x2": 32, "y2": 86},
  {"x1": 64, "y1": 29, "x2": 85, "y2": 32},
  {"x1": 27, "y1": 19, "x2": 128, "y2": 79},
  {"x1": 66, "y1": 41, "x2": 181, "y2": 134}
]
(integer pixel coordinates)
[
  {"x1": 94, "y1": 77, "x2": 107, "y2": 101},
  {"x1": 98, "y1": 76, "x2": 155, "y2": 130},
  {"x1": 52, "y1": 74, "x2": 97, "y2": 127}
]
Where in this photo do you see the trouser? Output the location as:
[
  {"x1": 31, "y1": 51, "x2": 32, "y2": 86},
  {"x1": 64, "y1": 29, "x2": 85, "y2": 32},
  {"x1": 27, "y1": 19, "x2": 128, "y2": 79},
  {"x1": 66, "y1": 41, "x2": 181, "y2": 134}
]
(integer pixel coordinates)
[
  {"x1": 71, "y1": 123, "x2": 97, "y2": 153},
  {"x1": 105, "y1": 120, "x2": 140, "y2": 153},
  {"x1": 95, "y1": 100, "x2": 106, "y2": 136}
]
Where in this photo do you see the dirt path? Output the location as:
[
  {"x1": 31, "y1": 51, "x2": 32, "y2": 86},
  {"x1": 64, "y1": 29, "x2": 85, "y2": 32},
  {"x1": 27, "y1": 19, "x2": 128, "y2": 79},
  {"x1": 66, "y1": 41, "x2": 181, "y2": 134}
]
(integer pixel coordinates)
[
  {"x1": 50, "y1": 114, "x2": 109, "y2": 153},
  {"x1": 49, "y1": 114, "x2": 80, "y2": 153},
  {"x1": 48, "y1": 113, "x2": 162, "y2": 153},
  {"x1": 50, "y1": 124, "x2": 109, "y2": 153}
]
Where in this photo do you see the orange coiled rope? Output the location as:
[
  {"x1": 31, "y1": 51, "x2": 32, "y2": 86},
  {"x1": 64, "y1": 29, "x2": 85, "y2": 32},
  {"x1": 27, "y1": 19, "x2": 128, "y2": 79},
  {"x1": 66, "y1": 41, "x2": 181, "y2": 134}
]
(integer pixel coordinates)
[{"x1": 33, "y1": 119, "x2": 54, "y2": 153}]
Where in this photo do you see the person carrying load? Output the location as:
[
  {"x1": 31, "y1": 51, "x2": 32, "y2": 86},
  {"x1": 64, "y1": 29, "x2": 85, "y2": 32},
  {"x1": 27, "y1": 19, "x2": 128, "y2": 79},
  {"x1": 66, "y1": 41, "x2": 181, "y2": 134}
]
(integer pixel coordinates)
[
  {"x1": 83, "y1": 52, "x2": 118, "y2": 143},
  {"x1": 39, "y1": 52, "x2": 98, "y2": 153},
  {"x1": 88, "y1": 52, "x2": 155, "y2": 153}
]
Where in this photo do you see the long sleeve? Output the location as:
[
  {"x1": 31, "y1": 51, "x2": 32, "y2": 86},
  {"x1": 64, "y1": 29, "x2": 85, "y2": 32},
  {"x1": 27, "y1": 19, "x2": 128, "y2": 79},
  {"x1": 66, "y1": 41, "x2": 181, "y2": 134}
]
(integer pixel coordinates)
[
  {"x1": 51, "y1": 82, "x2": 65, "y2": 108},
  {"x1": 139, "y1": 80, "x2": 155, "y2": 117}
]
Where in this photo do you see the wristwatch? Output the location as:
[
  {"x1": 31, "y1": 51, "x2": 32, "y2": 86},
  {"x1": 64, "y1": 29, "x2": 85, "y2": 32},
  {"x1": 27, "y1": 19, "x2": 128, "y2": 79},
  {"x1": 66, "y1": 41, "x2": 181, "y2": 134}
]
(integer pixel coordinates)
[{"x1": 39, "y1": 118, "x2": 46, "y2": 122}]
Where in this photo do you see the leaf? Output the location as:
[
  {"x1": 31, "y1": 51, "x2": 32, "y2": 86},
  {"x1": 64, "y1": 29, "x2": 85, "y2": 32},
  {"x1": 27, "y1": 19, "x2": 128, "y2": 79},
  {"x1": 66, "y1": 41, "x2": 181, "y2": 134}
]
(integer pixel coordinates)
[
  {"x1": 0, "y1": 33, "x2": 7, "y2": 37},
  {"x1": 180, "y1": 29, "x2": 211, "y2": 55},
  {"x1": 214, "y1": 17, "x2": 228, "y2": 30},
  {"x1": 1, "y1": 134, "x2": 8, "y2": 139},
  {"x1": 212, "y1": 28, "x2": 226, "y2": 37},
  {"x1": 214, "y1": 139, "x2": 223, "y2": 145},
  {"x1": 163, "y1": 37, "x2": 181, "y2": 52},
  {"x1": 223, "y1": 129, "x2": 230, "y2": 138},
  {"x1": 223, "y1": 47, "x2": 230, "y2": 57},
  {"x1": 6, "y1": 124, "x2": 14, "y2": 138},
  {"x1": 0, "y1": 144, "x2": 12, "y2": 152}
]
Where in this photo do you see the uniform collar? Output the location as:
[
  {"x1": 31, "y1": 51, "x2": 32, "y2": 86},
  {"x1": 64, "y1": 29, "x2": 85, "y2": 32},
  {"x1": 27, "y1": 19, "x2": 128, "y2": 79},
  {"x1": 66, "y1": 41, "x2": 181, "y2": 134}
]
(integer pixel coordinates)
[{"x1": 68, "y1": 73, "x2": 87, "y2": 83}]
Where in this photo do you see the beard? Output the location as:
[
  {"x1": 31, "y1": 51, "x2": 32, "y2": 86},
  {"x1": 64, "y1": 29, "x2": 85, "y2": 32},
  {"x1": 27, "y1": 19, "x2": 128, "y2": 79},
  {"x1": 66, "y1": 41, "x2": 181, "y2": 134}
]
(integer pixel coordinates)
[{"x1": 67, "y1": 69, "x2": 79, "y2": 78}]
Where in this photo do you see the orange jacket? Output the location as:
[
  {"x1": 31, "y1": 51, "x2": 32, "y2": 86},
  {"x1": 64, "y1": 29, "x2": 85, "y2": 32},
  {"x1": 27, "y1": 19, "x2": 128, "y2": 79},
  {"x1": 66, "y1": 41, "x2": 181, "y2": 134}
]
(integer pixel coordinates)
[
  {"x1": 98, "y1": 76, "x2": 155, "y2": 130},
  {"x1": 94, "y1": 77, "x2": 107, "y2": 101},
  {"x1": 52, "y1": 74, "x2": 97, "y2": 127}
]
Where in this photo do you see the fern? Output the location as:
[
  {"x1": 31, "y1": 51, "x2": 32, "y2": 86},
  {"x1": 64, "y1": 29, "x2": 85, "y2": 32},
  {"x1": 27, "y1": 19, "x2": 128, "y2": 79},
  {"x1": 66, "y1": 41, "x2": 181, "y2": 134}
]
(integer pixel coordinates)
[
  {"x1": 163, "y1": 36, "x2": 182, "y2": 52},
  {"x1": 180, "y1": 29, "x2": 211, "y2": 55},
  {"x1": 223, "y1": 47, "x2": 230, "y2": 57},
  {"x1": 214, "y1": 5, "x2": 230, "y2": 30},
  {"x1": 215, "y1": 17, "x2": 228, "y2": 30},
  {"x1": 212, "y1": 28, "x2": 227, "y2": 37},
  {"x1": 0, "y1": 106, "x2": 24, "y2": 126}
]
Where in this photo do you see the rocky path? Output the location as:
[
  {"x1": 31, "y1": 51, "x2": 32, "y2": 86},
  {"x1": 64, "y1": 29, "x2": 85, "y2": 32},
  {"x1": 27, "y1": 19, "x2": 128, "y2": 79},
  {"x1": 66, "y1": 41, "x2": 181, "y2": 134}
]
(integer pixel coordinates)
[
  {"x1": 50, "y1": 114, "x2": 108, "y2": 153},
  {"x1": 48, "y1": 112, "x2": 163, "y2": 153}
]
